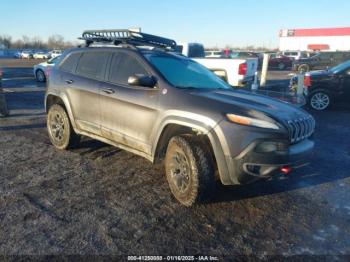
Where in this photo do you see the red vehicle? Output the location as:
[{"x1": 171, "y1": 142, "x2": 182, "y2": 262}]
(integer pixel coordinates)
[{"x1": 269, "y1": 53, "x2": 293, "y2": 70}]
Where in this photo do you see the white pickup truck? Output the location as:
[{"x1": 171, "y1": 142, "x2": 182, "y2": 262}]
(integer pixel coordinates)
[{"x1": 176, "y1": 43, "x2": 258, "y2": 87}]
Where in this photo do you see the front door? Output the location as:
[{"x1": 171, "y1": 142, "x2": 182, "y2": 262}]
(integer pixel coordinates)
[
  {"x1": 99, "y1": 51, "x2": 160, "y2": 155},
  {"x1": 341, "y1": 68, "x2": 350, "y2": 103}
]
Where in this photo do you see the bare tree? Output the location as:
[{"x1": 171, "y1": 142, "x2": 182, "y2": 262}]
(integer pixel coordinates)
[
  {"x1": 21, "y1": 35, "x2": 32, "y2": 49},
  {"x1": 32, "y1": 36, "x2": 46, "y2": 49},
  {"x1": 47, "y1": 34, "x2": 65, "y2": 49},
  {"x1": 12, "y1": 39, "x2": 24, "y2": 49},
  {"x1": 0, "y1": 35, "x2": 12, "y2": 48}
]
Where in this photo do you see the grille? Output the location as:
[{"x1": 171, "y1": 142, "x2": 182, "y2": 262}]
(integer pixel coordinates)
[{"x1": 287, "y1": 116, "x2": 315, "y2": 144}]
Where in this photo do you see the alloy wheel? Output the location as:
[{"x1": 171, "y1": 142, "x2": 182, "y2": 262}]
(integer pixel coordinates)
[
  {"x1": 36, "y1": 70, "x2": 45, "y2": 82},
  {"x1": 49, "y1": 112, "x2": 66, "y2": 142},
  {"x1": 169, "y1": 150, "x2": 191, "y2": 193},
  {"x1": 310, "y1": 92, "x2": 330, "y2": 110}
]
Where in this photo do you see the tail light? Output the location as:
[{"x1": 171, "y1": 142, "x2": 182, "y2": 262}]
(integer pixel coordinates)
[
  {"x1": 304, "y1": 74, "x2": 311, "y2": 87},
  {"x1": 238, "y1": 63, "x2": 247, "y2": 75}
]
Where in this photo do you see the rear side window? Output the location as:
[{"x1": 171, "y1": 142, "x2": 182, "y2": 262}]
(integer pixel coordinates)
[
  {"x1": 320, "y1": 53, "x2": 331, "y2": 59},
  {"x1": 109, "y1": 52, "x2": 148, "y2": 85},
  {"x1": 60, "y1": 52, "x2": 81, "y2": 73},
  {"x1": 333, "y1": 53, "x2": 344, "y2": 59},
  {"x1": 76, "y1": 52, "x2": 110, "y2": 80}
]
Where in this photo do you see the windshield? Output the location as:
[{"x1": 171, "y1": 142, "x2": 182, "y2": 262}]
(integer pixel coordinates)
[
  {"x1": 329, "y1": 60, "x2": 350, "y2": 73},
  {"x1": 144, "y1": 54, "x2": 230, "y2": 89}
]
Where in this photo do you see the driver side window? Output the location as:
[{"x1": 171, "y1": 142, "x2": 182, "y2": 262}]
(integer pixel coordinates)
[{"x1": 109, "y1": 52, "x2": 148, "y2": 85}]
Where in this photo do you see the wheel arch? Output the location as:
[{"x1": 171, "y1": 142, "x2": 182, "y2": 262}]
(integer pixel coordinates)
[
  {"x1": 45, "y1": 93, "x2": 78, "y2": 131},
  {"x1": 152, "y1": 119, "x2": 232, "y2": 185}
]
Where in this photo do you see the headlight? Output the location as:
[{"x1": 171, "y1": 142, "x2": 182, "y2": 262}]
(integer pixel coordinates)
[{"x1": 226, "y1": 113, "x2": 279, "y2": 130}]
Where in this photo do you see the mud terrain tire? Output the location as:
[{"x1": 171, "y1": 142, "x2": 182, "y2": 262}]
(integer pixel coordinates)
[
  {"x1": 47, "y1": 104, "x2": 80, "y2": 149},
  {"x1": 165, "y1": 135, "x2": 215, "y2": 206}
]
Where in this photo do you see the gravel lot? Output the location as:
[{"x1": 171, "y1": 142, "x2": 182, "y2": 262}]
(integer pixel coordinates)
[{"x1": 0, "y1": 59, "x2": 350, "y2": 259}]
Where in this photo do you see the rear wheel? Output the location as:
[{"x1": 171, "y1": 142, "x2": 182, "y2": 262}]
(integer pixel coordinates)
[
  {"x1": 35, "y1": 69, "x2": 46, "y2": 82},
  {"x1": 47, "y1": 104, "x2": 80, "y2": 149},
  {"x1": 309, "y1": 91, "x2": 331, "y2": 111},
  {"x1": 165, "y1": 136, "x2": 215, "y2": 206}
]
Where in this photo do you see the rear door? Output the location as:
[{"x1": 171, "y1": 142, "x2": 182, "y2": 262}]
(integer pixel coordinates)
[
  {"x1": 64, "y1": 50, "x2": 110, "y2": 135},
  {"x1": 99, "y1": 51, "x2": 160, "y2": 155}
]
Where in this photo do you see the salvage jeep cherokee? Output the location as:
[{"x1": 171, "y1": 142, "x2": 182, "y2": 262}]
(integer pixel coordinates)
[{"x1": 45, "y1": 30, "x2": 315, "y2": 206}]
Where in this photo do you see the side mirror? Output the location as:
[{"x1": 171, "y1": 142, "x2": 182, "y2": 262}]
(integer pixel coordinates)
[{"x1": 128, "y1": 74, "x2": 156, "y2": 88}]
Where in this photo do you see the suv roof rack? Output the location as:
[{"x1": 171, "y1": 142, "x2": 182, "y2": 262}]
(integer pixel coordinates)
[{"x1": 79, "y1": 29, "x2": 177, "y2": 50}]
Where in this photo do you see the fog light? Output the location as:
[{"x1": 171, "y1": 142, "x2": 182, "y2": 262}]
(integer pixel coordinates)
[
  {"x1": 280, "y1": 166, "x2": 291, "y2": 174},
  {"x1": 255, "y1": 142, "x2": 278, "y2": 153},
  {"x1": 255, "y1": 141, "x2": 288, "y2": 153},
  {"x1": 246, "y1": 164, "x2": 261, "y2": 175}
]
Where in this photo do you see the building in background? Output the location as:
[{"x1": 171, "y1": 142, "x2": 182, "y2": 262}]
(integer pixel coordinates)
[{"x1": 279, "y1": 27, "x2": 350, "y2": 52}]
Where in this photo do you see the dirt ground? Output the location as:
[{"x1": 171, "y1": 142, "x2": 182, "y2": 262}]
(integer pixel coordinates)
[{"x1": 1, "y1": 59, "x2": 350, "y2": 259}]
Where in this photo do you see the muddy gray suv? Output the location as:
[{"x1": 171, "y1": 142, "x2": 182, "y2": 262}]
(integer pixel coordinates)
[{"x1": 45, "y1": 30, "x2": 315, "y2": 206}]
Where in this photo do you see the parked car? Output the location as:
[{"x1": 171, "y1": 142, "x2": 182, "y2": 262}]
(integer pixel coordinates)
[
  {"x1": 20, "y1": 50, "x2": 34, "y2": 59},
  {"x1": 34, "y1": 56, "x2": 61, "y2": 82},
  {"x1": 49, "y1": 50, "x2": 62, "y2": 58},
  {"x1": 269, "y1": 53, "x2": 293, "y2": 70},
  {"x1": 205, "y1": 50, "x2": 223, "y2": 58},
  {"x1": 230, "y1": 51, "x2": 259, "y2": 59},
  {"x1": 281, "y1": 51, "x2": 309, "y2": 61},
  {"x1": 33, "y1": 51, "x2": 50, "y2": 59},
  {"x1": 292, "y1": 51, "x2": 350, "y2": 73},
  {"x1": 45, "y1": 29, "x2": 315, "y2": 206},
  {"x1": 13, "y1": 51, "x2": 22, "y2": 58},
  {"x1": 178, "y1": 43, "x2": 258, "y2": 87},
  {"x1": 290, "y1": 60, "x2": 350, "y2": 111}
]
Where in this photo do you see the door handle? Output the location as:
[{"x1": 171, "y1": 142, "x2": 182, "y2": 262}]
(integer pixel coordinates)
[
  {"x1": 102, "y1": 88, "x2": 115, "y2": 94},
  {"x1": 65, "y1": 79, "x2": 74, "y2": 84}
]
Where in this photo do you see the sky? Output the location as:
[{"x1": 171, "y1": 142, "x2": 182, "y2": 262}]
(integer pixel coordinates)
[{"x1": 1, "y1": 0, "x2": 350, "y2": 48}]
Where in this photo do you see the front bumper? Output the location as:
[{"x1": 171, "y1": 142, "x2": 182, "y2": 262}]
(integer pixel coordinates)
[
  {"x1": 226, "y1": 139, "x2": 314, "y2": 184},
  {"x1": 239, "y1": 75, "x2": 254, "y2": 87}
]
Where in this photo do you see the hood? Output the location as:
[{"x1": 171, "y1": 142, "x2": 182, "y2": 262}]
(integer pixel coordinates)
[
  {"x1": 39, "y1": 61, "x2": 49, "y2": 66},
  {"x1": 294, "y1": 57, "x2": 311, "y2": 64},
  {"x1": 308, "y1": 69, "x2": 333, "y2": 77},
  {"x1": 189, "y1": 89, "x2": 310, "y2": 124}
]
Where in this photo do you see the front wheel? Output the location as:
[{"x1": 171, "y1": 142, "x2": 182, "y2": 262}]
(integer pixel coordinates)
[
  {"x1": 309, "y1": 91, "x2": 331, "y2": 111},
  {"x1": 298, "y1": 64, "x2": 309, "y2": 73},
  {"x1": 277, "y1": 62, "x2": 285, "y2": 70},
  {"x1": 47, "y1": 104, "x2": 80, "y2": 149},
  {"x1": 165, "y1": 136, "x2": 215, "y2": 206}
]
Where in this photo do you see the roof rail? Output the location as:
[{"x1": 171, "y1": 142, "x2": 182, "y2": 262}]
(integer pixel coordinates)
[{"x1": 79, "y1": 29, "x2": 177, "y2": 50}]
